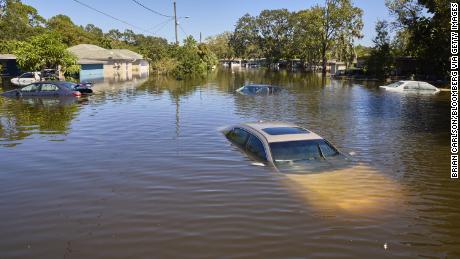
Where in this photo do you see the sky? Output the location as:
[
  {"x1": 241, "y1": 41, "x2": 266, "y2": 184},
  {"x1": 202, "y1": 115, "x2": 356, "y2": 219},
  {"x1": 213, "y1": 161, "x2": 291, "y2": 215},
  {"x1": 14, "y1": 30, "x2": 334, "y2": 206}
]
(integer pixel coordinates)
[{"x1": 22, "y1": 0, "x2": 392, "y2": 46}]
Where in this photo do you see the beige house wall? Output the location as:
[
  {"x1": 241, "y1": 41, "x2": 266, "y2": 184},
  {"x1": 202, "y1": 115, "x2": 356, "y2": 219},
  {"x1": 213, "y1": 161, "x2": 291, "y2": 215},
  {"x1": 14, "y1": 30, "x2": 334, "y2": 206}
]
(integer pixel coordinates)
[{"x1": 103, "y1": 61, "x2": 133, "y2": 81}]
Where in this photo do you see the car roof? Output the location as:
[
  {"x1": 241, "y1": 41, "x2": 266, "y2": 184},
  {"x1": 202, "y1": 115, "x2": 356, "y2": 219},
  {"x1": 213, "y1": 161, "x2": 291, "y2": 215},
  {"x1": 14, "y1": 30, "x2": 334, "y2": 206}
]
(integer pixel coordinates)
[
  {"x1": 239, "y1": 121, "x2": 323, "y2": 143},
  {"x1": 398, "y1": 80, "x2": 434, "y2": 84},
  {"x1": 33, "y1": 81, "x2": 75, "y2": 85},
  {"x1": 244, "y1": 84, "x2": 280, "y2": 88}
]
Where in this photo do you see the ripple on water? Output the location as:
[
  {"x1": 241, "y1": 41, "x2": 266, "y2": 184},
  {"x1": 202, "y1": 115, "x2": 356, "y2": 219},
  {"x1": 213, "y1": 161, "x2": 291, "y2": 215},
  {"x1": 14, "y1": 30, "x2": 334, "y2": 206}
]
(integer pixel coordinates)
[{"x1": 0, "y1": 72, "x2": 456, "y2": 258}]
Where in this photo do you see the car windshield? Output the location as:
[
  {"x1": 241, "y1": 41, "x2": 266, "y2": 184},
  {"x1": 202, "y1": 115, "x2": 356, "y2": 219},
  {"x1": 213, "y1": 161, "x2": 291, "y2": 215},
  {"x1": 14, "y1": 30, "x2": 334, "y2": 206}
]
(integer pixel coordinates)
[
  {"x1": 270, "y1": 139, "x2": 341, "y2": 163},
  {"x1": 385, "y1": 81, "x2": 404, "y2": 88},
  {"x1": 242, "y1": 86, "x2": 266, "y2": 93}
]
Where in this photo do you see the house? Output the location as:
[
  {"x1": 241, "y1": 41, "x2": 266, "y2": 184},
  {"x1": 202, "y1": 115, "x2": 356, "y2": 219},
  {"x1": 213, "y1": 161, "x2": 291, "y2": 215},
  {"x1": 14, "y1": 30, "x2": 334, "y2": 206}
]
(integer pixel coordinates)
[
  {"x1": 327, "y1": 60, "x2": 347, "y2": 75},
  {"x1": 0, "y1": 54, "x2": 20, "y2": 77},
  {"x1": 67, "y1": 44, "x2": 149, "y2": 81}
]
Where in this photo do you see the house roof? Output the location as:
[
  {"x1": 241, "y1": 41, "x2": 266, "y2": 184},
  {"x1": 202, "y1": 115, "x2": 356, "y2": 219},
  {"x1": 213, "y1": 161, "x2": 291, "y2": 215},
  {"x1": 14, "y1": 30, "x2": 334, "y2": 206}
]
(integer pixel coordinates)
[
  {"x1": 110, "y1": 49, "x2": 143, "y2": 60},
  {"x1": 0, "y1": 54, "x2": 17, "y2": 60},
  {"x1": 67, "y1": 44, "x2": 144, "y2": 64}
]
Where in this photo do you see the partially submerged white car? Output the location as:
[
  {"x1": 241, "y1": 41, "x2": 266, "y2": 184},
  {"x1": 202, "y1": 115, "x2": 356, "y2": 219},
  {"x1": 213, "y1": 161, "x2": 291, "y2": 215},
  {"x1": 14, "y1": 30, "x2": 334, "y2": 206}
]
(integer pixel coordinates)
[
  {"x1": 223, "y1": 121, "x2": 349, "y2": 172},
  {"x1": 380, "y1": 80, "x2": 440, "y2": 93},
  {"x1": 10, "y1": 72, "x2": 41, "y2": 86}
]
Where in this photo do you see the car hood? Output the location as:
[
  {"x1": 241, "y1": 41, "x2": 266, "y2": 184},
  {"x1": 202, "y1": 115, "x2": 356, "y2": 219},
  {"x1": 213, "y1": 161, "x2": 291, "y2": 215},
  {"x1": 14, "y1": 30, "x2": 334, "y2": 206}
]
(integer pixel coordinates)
[
  {"x1": 0, "y1": 89, "x2": 20, "y2": 97},
  {"x1": 274, "y1": 156, "x2": 352, "y2": 174}
]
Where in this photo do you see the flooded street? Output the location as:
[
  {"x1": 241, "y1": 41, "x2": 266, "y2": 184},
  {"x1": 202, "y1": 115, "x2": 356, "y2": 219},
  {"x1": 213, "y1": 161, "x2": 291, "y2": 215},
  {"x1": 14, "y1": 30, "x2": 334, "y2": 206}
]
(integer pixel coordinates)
[{"x1": 0, "y1": 69, "x2": 458, "y2": 258}]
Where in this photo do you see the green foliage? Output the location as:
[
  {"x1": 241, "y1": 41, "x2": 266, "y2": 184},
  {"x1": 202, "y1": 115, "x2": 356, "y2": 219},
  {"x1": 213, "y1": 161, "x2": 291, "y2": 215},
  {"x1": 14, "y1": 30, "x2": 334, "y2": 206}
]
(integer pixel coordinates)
[
  {"x1": 198, "y1": 43, "x2": 218, "y2": 70},
  {"x1": 173, "y1": 36, "x2": 216, "y2": 78},
  {"x1": 205, "y1": 32, "x2": 234, "y2": 59},
  {"x1": 290, "y1": 8, "x2": 323, "y2": 64},
  {"x1": 354, "y1": 45, "x2": 372, "y2": 58},
  {"x1": 151, "y1": 57, "x2": 178, "y2": 75},
  {"x1": 316, "y1": 0, "x2": 364, "y2": 72},
  {"x1": 385, "y1": 0, "x2": 450, "y2": 79},
  {"x1": 229, "y1": 14, "x2": 262, "y2": 59},
  {"x1": 257, "y1": 9, "x2": 293, "y2": 62},
  {"x1": 0, "y1": 0, "x2": 45, "y2": 40},
  {"x1": 366, "y1": 20, "x2": 394, "y2": 78},
  {"x1": 47, "y1": 15, "x2": 96, "y2": 46},
  {"x1": 230, "y1": 0, "x2": 363, "y2": 71},
  {"x1": 13, "y1": 32, "x2": 77, "y2": 73},
  {"x1": 0, "y1": 0, "x2": 217, "y2": 78}
]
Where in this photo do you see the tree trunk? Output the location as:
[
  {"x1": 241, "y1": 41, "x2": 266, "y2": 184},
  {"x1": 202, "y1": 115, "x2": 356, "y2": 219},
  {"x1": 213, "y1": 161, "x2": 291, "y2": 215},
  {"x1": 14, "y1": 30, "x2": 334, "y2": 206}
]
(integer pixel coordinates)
[{"x1": 321, "y1": 45, "x2": 327, "y2": 75}]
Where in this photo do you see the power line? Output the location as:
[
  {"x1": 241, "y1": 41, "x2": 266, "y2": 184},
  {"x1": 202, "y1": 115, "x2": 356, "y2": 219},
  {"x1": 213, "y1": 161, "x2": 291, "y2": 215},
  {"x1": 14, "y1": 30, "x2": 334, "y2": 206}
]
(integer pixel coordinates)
[
  {"x1": 178, "y1": 24, "x2": 189, "y2": 37},
  {"x1": 131, "y1": 0, "x2": 173, "y2": 18},
  {"x1": 152, "y1": 18, "x2": 175, "y2": 34},
  {"x1": 71, "y1": 0, "x2": 154, "y2": 35}
]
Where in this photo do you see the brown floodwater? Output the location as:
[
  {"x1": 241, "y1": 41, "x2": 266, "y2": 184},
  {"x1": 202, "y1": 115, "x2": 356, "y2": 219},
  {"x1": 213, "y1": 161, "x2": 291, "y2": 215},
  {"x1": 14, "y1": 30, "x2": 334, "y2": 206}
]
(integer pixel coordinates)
[{"x1": 0, "y1": 69, "x2": 458, "y2": 258}]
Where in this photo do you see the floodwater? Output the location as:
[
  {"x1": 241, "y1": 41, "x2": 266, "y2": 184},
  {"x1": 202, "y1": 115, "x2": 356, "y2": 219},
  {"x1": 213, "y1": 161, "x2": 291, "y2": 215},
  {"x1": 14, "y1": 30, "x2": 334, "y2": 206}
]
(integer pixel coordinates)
[{"x1": 0, "y1": 69, "x2": 458, "y2": 258}]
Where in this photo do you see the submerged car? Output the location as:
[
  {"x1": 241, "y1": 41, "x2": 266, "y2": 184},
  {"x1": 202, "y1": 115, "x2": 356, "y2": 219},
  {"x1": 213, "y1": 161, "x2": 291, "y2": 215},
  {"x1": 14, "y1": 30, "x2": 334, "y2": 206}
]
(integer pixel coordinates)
[
  {"x1": 236, "y1": 84, "x2": 282, "y2": 95},
  {"x1": 380, "y1": 80, "x2": 440, "y2": 93},
  {"x1": 223, "y1": 121, "x2": 349, "y2": 172},
  {"x1": 10, "y1": 72, "x2": 41, "y2": 86},
  {"x1": 62, "y1": 81, "x2": 94, "y2": 94},
  {"x1": 1, "y1": 81, "x2": 82, "y2": 97}
]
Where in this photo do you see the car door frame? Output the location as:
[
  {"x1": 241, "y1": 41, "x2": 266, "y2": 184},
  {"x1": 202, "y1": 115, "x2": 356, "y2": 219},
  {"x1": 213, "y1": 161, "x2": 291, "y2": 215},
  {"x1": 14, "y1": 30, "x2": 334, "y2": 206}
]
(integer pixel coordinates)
[
  {"x1": 38, "y1": 83, "x2": 61, "y2": 96},
  {"x1": 228, "y1": 126, "x2": 273, "y2": 163},
  {"x1": 19, "y1": 83, "x2": 41, "y2": 96}
]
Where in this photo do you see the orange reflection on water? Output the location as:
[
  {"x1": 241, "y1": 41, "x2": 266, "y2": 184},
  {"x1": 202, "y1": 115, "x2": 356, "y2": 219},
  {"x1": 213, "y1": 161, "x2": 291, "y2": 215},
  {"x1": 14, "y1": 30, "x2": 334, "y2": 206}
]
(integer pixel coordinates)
[{"x1": 283, "y1": 164, "x2": 404, "y2": 214}]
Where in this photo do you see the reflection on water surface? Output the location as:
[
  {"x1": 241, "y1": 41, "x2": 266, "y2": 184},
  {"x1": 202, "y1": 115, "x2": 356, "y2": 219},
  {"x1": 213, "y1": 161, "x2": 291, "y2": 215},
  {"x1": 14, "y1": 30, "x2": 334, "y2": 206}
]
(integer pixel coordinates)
[{"x1": 0, "y1": 70, "x2": 458, "y2": 258}]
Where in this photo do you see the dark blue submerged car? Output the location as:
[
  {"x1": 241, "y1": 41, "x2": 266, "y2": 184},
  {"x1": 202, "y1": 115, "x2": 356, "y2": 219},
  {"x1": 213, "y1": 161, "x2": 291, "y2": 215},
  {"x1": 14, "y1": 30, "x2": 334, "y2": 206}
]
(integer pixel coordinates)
[
  {"x1": 236, "y1": 84, "x2": 282, "y2": 96},
  {"x1": 1, "y1": 81, "x2": 93, "y2": 98}
]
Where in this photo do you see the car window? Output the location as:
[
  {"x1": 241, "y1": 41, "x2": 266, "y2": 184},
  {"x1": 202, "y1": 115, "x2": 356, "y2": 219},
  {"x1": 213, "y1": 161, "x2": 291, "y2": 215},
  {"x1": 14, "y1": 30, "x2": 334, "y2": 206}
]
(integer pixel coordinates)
[
  {"x1": 246, "y1": 134, "x2": 267, "y2": 161},
  {"x1": 226, "y1": 127, "x2": 250, "y2": 147},
  {"x1": 318, "y1": 141, "x2": 339, "y2": 158},
  {"x1": 419, "y1": 82, "x2": 436, "y2": 91},
  {"x1": 385, "y1": 81, "x2": 404, "y2": 88},
  {"x1": 404, "y1": 82, "x2": 419, "y2": 90},
  {"x1": 40, "y1": 83, "x2": 59, "y2": 91},
  {"x1": 21, "y1": 73, "x2": 34, "y2": 78},
  {"x1": 59, "y1": 82, "x2": 77, "y2": 89},
  {"x1": 21, "y1": 84, "x2": 40, "y2": 92},
  {"x1": 270, "y1": 139, "x2": 340, "y2": 163}
]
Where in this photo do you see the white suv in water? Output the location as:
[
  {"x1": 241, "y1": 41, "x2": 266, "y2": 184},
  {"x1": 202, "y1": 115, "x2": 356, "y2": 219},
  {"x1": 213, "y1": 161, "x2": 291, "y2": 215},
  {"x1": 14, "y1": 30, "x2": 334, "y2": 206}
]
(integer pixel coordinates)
[
  {"x1": 380, "y1": 80, "x2": 440, "y2": 93},
  {"x1": 223, "y1": 121, "x2": 348, "y2": 172}
]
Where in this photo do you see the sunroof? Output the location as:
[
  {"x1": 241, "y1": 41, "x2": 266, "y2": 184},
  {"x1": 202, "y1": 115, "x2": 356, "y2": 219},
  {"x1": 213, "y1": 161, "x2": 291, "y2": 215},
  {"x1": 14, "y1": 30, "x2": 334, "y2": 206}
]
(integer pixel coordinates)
[{"x1": 262, "y1": 127, "x2": 309, "y2": 135}]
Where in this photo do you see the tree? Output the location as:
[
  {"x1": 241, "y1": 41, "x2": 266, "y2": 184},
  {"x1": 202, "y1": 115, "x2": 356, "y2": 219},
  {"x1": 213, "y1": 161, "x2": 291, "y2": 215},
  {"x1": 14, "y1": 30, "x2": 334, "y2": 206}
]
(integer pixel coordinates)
[
  {"x1": 106, "y1": 29, "x2": 122, "y2": 41},
  {"x1": 0, "y1": 0, "x2": 45, "y2": 40},
  {"x1": 366, "y1": 20, "x2": 394, "y2": 78},
  {"x1": 84, "y1": 24, "x2": 103, "y2": 38},
  {"x1": 198, "y1": 43, "x2": 218, "y2": 70},
  {"x1": 13, "y1": 32, "x2": 78, "y2": 74},
  {"x1": 256, "y1": 9, "x2": 293, "y2": 62},
  {"x1": 122, "y1": 29, "x2": 136, "y2": 44},
  {"x1": 205, "y1": 32, "x2": 234, "y2": 59},
  {"x1": 386, "y1": 0, "x2": 450, "y2": 79},
  {"x1": 317, "y1": 0, "x2": 363, "y2": 74},
  {"x1": 173, "y1": 36, "x2": 217, "y2": 78},
  {"x1": 47, "y1": 15, "x2": 94, "y2": 46},
  {"x1": 229, "y1": 14, "x2": 261, "y2": 59},
  {"x1": 291, "y1": 9, "x2": 323, "y2": 65}
]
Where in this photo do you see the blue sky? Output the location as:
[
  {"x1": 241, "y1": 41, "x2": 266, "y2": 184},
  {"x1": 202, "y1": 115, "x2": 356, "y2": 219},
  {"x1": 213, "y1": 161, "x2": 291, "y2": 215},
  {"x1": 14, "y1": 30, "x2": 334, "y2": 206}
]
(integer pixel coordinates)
[{"x1": 23, "y1": 0, "x2": 392, "y2": 46}]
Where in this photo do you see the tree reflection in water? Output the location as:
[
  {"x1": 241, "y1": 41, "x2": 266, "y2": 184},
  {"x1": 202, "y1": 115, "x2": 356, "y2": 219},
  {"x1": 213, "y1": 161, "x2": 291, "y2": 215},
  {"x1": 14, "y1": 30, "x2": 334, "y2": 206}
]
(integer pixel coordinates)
[{"x1": 0, "y1": 97, "x2": 82, "y2": 146}]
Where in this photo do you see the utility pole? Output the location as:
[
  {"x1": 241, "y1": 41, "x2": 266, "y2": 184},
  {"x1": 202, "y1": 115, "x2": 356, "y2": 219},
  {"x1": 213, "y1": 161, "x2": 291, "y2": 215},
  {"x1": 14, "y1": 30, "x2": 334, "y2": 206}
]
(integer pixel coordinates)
[
  {"x1": 199, "y1": 32, "x2": 202, "y2": 43},
  {"x1": 174, "y1": 1, "x2": 178, "y2": 44}
]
